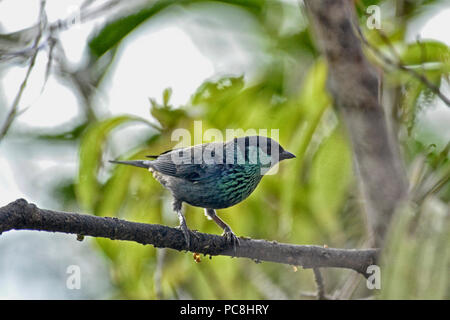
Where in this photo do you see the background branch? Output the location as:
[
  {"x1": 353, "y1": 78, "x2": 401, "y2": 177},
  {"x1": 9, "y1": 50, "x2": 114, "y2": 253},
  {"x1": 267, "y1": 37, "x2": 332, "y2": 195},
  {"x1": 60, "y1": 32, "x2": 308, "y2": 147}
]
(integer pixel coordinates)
[
  {"x1": 304, "y1": 0, "x2": 409, "y2": 246},
  {"x1": 0, "y1": 0, "x2": 130, "y2": 139},
  {"x1": 313, "y1": 268, "x2": 326, "y2": 300},
  {"x1": 358, "y1": 26, "x2": 450, "y2": 107},
  {"x1": 0, "y1": 199, "x2": 378, "y2": 277},
  {"x1": 0, "y1": 0, "x2": 47, "y2": 142}
]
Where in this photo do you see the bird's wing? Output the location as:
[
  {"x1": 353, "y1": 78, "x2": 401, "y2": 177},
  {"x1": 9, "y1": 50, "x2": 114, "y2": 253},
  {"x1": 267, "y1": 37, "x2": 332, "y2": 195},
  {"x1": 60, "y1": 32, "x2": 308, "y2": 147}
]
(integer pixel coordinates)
[
  {"x1": 149, "y1": 144, "x2": 225, "y2": 182},
  {"x1": 150, "y1": 160, "x2": 223, "y2": 182}
]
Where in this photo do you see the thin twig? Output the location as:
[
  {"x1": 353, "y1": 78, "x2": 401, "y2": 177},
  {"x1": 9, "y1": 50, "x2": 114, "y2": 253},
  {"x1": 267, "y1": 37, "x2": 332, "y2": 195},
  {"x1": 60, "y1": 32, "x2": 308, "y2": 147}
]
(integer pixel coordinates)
[
  {"x1": 313, "y1": 268, "x2": 326, "y2": 300},
  {"x1": 0, "y1": 0, "x2": 47, "y2": 142},
  {"x1": 243, "y1": 263, "x2": 289, "y2": 299},
  {"x1": 332, "y1": 269, "x2": 362, "y2": 300},
  {"x1": 355, "y1": 21, "x2": 450, "y2": 107},
  {"x1": 13, "y1": 36, "x2": 57, "y2": 119},
  {"x1": 299, "y1": 290, "x2": 332, "y2": 300},
  {"x1": 0, "y1": 0, "x2": 126, "y2": 131},
  {"x1": 154, "y1": 248, "x2": 166, "y2": 299},
  {"x1": 0, "y1": 0, "x2": 123, "y2": 61}
]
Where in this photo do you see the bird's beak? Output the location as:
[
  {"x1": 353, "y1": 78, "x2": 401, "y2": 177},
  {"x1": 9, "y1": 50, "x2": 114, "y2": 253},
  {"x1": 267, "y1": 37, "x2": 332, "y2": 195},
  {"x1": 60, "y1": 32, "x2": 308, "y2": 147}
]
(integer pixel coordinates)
[{"x1": 280, "y1": 150, "x2": 296, "y2": 160}]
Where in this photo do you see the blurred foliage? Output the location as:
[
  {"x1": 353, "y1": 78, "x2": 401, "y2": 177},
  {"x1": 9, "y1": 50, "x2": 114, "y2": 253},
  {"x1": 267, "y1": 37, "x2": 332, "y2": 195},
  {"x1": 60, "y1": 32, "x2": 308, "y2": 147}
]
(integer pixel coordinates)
[
  {"x1": 77, "y1": 0, "x2": 449, "y2": 299},
  {"x1": 381, "y1": 198, "x2": 449, "y2": 299},
  {"x1": 1, "y1": 0, "x2": 449, "y2": 299},
  {"x1": 76, "y1": 58, "x2": 352, "y2": 298}
]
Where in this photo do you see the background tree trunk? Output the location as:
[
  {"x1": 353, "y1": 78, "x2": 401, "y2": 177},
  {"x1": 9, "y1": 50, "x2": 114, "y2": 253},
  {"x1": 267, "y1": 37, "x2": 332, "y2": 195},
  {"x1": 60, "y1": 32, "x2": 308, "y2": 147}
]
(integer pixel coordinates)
[{"x1": 304, "y1": 0, "x2": 409, "y2": 246}]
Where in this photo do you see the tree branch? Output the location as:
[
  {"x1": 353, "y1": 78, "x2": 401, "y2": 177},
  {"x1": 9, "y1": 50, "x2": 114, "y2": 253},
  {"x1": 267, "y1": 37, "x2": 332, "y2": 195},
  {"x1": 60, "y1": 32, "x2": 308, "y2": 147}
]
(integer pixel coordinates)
[
  {"x1": 0, "y1": 199, "x2": 378, "y2": 277},
  {"x1": 304, "y1": 0, "x2": 409, "y2": 246}
]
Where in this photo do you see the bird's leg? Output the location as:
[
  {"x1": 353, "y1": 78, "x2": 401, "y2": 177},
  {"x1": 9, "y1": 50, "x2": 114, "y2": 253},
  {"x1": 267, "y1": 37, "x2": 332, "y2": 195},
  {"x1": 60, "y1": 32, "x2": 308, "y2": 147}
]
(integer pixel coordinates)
[
  {"x1": 173, "y1": 200, "x2": 192, "y2": 250},
  {"x1": 204, "y1": 208, "x2": 240, "y2": 252},
  {"x1": 176, "y1": 210, "x2": 191, "y2": 249}
]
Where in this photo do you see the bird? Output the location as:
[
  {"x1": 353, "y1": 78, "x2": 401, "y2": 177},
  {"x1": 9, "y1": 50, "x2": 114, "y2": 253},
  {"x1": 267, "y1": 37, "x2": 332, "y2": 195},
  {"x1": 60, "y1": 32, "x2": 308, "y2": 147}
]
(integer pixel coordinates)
[{"x1": 110, "y1": 135, "x2": 295, "y2": 251}]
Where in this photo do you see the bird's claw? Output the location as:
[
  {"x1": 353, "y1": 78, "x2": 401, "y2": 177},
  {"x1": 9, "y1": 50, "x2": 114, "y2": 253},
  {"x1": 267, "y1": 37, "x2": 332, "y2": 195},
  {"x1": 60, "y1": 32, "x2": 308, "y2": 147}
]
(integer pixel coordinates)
[
  {"x1": 176, "y1": 225, "x2": 200, "y2": 251},
  {"x1": 222, "y1": 227, "x2": 240, "y2": 254},
  {"x1": 177, "y1": 225, "x2": 191, "y2": 250}
]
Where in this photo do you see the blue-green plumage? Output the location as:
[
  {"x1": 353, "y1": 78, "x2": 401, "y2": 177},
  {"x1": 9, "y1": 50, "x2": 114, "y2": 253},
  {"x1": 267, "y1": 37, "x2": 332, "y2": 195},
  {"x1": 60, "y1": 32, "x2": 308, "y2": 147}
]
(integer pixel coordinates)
[{"x1": 110, "y1": 136, "x2": 295, "y2": 249}]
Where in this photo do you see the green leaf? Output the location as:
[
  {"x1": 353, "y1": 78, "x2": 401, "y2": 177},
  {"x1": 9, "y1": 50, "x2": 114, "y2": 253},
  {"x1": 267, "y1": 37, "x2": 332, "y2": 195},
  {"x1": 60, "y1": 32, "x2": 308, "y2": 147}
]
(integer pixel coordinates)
[
  {"x1": 150, "y1": 100, "x2": 187, "y2": 130},
  {"x1": 308, "y1": 127, "x2": 352, "y2": 235},
  {"x1": 96, "y1": 136, "x2": 160, "y2": 218},
  {"x1": 278, "y1": 59, "x2": 332, "y2": 238},
  {"x1": 162, "y1": 88, "x2": 172, "y2": 107},
  {"x1": 401, "y1": 40, "x2": 450, "y2": 66},
  {"x1": 89, "y1": 0, "x2": 179, "y2": 58},
  {"x1": 88, "y1": 0, "x2": 267, "y2": 58},
  {"x1": 76, "y1": 115, "x2": 151, "y2": 211},
  {"x1": 191, "y1": 76, "x2": 245, "y2": 106}
]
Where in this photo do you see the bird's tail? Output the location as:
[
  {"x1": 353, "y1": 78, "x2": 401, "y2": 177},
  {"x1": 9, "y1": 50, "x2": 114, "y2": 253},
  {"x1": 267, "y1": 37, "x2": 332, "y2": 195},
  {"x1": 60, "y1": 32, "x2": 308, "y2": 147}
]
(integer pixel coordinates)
[{"x1": 109, "y1": 160, "x2": 151, "y2": 169}]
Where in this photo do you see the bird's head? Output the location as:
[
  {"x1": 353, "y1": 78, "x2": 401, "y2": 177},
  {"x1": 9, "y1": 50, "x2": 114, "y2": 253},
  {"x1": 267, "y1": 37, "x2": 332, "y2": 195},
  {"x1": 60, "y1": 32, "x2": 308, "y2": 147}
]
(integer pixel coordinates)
[{"x1": 231, "y1": 136, "x2": 295, "y2": 169}]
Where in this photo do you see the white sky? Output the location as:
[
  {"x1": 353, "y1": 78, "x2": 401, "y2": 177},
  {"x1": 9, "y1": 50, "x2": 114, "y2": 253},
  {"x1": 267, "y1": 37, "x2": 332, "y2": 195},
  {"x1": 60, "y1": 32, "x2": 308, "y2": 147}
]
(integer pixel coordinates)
[{"x1": 101, "y1": 26, "x2": 215, "y2": 119}]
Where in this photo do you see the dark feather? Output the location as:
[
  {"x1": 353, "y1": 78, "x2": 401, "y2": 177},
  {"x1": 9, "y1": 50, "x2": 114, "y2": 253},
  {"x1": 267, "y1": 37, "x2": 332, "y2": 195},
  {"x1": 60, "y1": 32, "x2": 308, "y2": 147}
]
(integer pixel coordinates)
[
  {"x1": 109, "y1": 160, "x2": 150, "y2": 169},
  {"x1": 146, "y1": 146, "x2": 183, "y2": 159}
]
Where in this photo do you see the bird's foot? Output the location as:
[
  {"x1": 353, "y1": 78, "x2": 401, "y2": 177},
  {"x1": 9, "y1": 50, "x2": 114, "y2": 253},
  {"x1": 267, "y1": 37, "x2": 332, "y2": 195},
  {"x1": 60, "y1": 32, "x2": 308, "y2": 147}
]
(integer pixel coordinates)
[
  {"x1": 176, "y1": 224, "x2": 200, "y2": 251},
  {"x1": 177, "y1": 209, "x2": 199, "y2": 251},
  {"x1": 222, "y1": 226, "x2": 240, "y2": 254},
  {"x1": 176, "y1": 224, "x2": 191, "y2": 250}
]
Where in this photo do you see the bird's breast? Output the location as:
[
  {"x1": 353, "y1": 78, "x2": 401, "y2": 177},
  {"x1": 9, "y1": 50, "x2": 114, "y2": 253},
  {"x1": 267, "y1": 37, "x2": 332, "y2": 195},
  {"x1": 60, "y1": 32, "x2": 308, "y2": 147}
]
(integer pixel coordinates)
[{"x1": 164, "y1": 165, "x2": 263, "y2": 209}]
